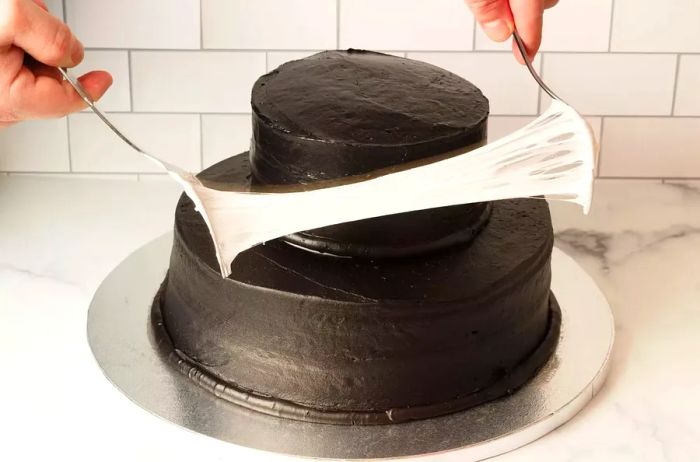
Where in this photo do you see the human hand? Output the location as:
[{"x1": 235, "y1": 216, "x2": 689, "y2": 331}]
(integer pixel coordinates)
[
  {"x1": 0, "y1": 0, "x2": 112, "y2": 127},
  {"x1": 465, "y1": 0, "x2": 559, "y2": 63}
]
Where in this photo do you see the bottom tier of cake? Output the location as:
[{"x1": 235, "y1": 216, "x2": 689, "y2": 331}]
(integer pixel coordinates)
[{"x1": 154, "y1": 154, "x2": 560, "y2": 426}]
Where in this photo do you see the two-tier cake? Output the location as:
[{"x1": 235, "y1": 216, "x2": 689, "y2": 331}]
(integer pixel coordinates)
[{"x1": 152, "y1": 50, "x2": 560, "y2": 425}]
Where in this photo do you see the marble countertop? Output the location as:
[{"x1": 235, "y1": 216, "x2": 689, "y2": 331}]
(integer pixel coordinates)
[{"x1": 1, "y1": 175, "x2": 699, "y2": 461}]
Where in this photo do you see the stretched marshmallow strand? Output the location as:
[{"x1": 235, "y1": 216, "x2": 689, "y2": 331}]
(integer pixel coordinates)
[{"x1": 146, "y1": 99, "x2": 596, "y2": 278}]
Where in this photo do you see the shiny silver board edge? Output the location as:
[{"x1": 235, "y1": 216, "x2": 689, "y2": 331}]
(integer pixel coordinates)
[{"x1": 87, "y1": 233, "x2": 614, "y2": 461}]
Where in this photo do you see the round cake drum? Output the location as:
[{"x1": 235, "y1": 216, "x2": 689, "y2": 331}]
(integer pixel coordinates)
[{"x1": 87, "y1": 233, "x2": 614, "y2": 461}]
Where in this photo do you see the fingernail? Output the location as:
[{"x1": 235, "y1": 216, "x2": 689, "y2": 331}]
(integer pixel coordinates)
[
  {"x1": 482, "y1": 19, "x2": 512, "y2": 42},
  {"x1": 70, "y1": 39, "x2": 84, "y2": 65}
]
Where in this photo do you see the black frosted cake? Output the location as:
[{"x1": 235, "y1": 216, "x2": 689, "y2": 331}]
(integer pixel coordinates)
[{"x1": 153, "y1": 50, "x2": 560, "y2": 426}]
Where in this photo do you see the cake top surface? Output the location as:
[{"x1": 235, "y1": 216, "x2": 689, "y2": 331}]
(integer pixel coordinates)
[{"x1": 252, "y1": 50, "x2": 489, "y2": 146}]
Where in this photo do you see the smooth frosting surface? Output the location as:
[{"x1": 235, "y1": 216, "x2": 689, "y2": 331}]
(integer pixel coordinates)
[
  {"x1": 157, "y1": 154, "x2": 559, "y2": 424},
  {"x1": 251, "y1": 50, "x2": 489, "y2": 185},
  {"x1": 252, "y1": 50, "x2": 491, "y2": 257},
  {"x1": 156, "y1": 50, "x2": 560, "y2": 425}
]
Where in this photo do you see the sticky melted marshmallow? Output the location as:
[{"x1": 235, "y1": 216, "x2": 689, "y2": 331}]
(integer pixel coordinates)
[{"x1": 145, "y1": 99, "x2": 596, "y2": 277}]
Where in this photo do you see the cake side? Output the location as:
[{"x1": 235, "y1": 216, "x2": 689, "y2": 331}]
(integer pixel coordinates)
[
  {"x1": 153, "y1": 287, "x2": 560, "y2": 425},
  {"x1": 155, "y1": 155, "x2": 559, "y2": 425}
]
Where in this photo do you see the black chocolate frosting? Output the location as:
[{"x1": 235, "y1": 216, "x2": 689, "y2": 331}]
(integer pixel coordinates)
[
  {"x1": 157, "y1": 155, "x2": 559, "y2": 425},
  {"x1": 155, "y1": 50, "x2": 560, "y2": 425},
  {"x1": 250, "y1": 50, "x2": 492, "y2": 258},
  {"x1": 250, "y1": 49, "x2": 489, "y2": 185}
]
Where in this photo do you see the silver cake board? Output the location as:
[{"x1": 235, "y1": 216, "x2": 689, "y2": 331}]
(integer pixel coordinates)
[{"x1": 87, "y1": 233, "x2": 614, "y2": 461}]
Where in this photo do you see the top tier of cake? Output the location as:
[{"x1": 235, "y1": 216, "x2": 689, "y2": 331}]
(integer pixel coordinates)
[
  {"x1": 249, "y1": 50, "x2": 492, "y2": 258},
  {"x1": 250, "y1": 49, "x2": 489, "y2": 185}
]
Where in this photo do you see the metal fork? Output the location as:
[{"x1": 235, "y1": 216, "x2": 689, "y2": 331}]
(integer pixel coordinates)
[
  {"x1": 512, "y1": 30, "x2": 562, "y2": 102},
  {"x1": 57, "y1": 67, "x2": 149, "y2": 156}
]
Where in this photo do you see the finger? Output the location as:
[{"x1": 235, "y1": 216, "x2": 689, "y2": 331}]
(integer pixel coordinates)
[
  {"x1": 509, "y1": 0, "x2": 545, "y2": 64},
  {"x1": 544, "y1": 0, "x2": 559, "y2": 9},
  {"x1": 465, "y1": 0, "x2": 514, "y2": 42},
  {"x1": 11, "y1": 0, "x2": 83, "y2": 67},
  {"x1": 10, "y1": 68, "x2": 112, "y2": 119},
  {"x1": 73, "y1": 71, "x2": 113, "y2": 105}
]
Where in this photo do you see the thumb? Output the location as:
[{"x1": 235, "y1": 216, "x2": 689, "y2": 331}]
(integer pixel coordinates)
[{"x1": 465, "y1": 0, "x2": 515, "y2": 42}]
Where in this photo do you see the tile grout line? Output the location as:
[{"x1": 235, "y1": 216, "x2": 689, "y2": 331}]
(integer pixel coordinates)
[
  {"x1": 8, "y1": 171, "x2": 160, "y2": 176},
  {"x1": 265, "y1": 52, "x2": 269, "y2": 72},
  {"x1": 68, "y1": 110, "x2": 700, "y2": 119},
  {"x1": 336, "y1": 0, "x2": 341, "y2": 49},
  {"x1": 670, "y1": 54, "x2": 682, "y2": 115},
  {"x1": 199, "y1": 0, "x2": 204, "y2": 49},
  {"x1": 597, "y1": 118, "x2": 606, "y2": 177},
  {"x1": 65, "y1": 116, "x2": 72, "y2": 172},
  {"x1": 607, "y1": 0, "x2": 616, "y2": 52},
  {"x1": 127, "y1": 51, "x2": 134, "y2": 111},
  {"x1": 8, "y1": 172, "x2": 139, "y2": 178},
  {"x1": 60, "y1": 0, "x2": 75, "y2": 178},
  {"x1": 536, "y1": 54, "x2": 544, "y2": 114},
  {"x1": 81, "y1": 47, "x2": 700, "y2": 56},
  {"x1": 472, "y1": 17, "x2": 477, "y2": 51},
  {"x1": 199, "y1": 113, "x2": 204, "y2": 171}
]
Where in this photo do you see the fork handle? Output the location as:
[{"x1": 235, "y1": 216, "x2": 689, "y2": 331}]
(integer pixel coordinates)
[
  {"x1": 512, "y1": 31, "x2": 561, "y2": 102},
  {"x1": 58, "y1": 67, "x2": 148, "y2": 155}
]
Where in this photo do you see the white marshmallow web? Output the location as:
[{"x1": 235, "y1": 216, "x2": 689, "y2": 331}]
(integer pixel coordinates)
[{"x1": 146, "y1": 99, "x2": 596, "y2": 277}]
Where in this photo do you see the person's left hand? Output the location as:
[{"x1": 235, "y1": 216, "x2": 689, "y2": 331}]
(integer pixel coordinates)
[{"x1": 0, "y1": 0, "x2": 112, "y2": 128}]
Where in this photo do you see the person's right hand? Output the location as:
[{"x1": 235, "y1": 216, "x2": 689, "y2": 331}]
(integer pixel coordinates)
[
  {"x1": 465, "y1": 0, "x2": 559, "y2": 63},
  {"x1": 0, "y1": 0, "x2": 112, "y2": 128}
]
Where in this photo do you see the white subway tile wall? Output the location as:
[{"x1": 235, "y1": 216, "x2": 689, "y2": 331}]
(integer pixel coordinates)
[
  {"x1": 69, "y1": 114, "x2": 201, "y2": 172},
  {"x1": 0, "y1": 120, "x2": 70, "y2": 172},
  {"x1": 201, "y1": 115, "x2": 252, "y2": 168},
  {"x1": 0, "y1": 0, "x2": 698, "y2": 180},
  {"x1": 66, "y1": 0, "x2": 201, "y2": 49},
  {"x1": 340, "y1": 0, "x2": 474, "y2": 51},
  {"x1": 611, "y1": 0, "x2": 700, "y2": 53},
  {"x1": 541, "y1": 54, "x2": 677, "y2": 116},
  {"x1": 202, "y1": 0, "x2": 336, "y2": 50},
  {"x1": 137, "y1": 174, "x2": 177, "y2": 183},
  {"x1": 131, "y1": 51, "x2": 266, "y2": 113},
  {"x1": 9, "y1": 173, "x2": 139, "y2": 181}
]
